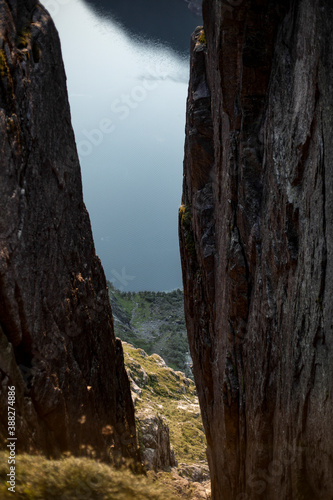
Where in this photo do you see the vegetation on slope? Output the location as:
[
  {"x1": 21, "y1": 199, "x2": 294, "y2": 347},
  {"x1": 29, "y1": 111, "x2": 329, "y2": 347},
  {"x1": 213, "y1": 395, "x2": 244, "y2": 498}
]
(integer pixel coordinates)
[
  {"x1": 108, "y1": 283, "x2": 191, "y2": 376},
  {"x1": 123, "y1": 343, "x2": 207, "y2": 467},
  {"x1": 0, "y1": 328, "x2": 209, "y2": 499},
  {"x1": 0, "y1": 289, "x2": 210, "y2": 499},
  {"x1": 0, "y1": 453, "x2": 181, "y2": 499}
]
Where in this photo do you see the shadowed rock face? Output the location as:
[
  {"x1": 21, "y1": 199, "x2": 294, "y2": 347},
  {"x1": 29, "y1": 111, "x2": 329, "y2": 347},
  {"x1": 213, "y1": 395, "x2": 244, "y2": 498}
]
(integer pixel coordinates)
[
  {"x1": 179, "y1": 1, "x2": 333, "y2": 499},
  {"x1": 136, "y1": 410, "x2": 177, "y2": 471},
  {"x1": 0, "y1": 0, "x2": 140, "y2": 465}
]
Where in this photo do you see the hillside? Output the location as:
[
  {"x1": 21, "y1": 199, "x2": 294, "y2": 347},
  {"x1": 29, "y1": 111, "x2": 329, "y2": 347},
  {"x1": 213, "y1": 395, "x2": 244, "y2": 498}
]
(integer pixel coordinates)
[
  {"x1": 0, "y1": 343, "x2": 211, "y2": 500},
  {"x1": 123, "y1": 341, "x2": 210, "y2": 498},
  {"x1": 108, "y1": 283, "x2": 192, "y2": 376},
  {"x1": 122, "y1": 342, "x2": 207, "y2": 467}
]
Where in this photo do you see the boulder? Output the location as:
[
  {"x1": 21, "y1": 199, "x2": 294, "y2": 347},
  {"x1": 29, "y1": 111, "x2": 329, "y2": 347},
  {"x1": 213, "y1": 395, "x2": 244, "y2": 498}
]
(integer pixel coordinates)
[{"x1": 136, "y1": 409, "x2": 177, "y2": 471}]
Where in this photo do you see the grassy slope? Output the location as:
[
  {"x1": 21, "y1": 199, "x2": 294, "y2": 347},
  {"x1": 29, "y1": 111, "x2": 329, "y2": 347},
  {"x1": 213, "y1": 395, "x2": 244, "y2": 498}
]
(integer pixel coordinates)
[
  {"x1": 0, "y1": 347, "x2": 210, "y2": 498},
  {"x1": 123, "y1": 343, "x2": 207, "y2": 465},
  {"x1": 0, "y1": 289, "x2": 209, "y2": 499},
  {"x1": 108, "y1": 284, "x2": 190, "y2": 376},
  {"x1": 0, "y1": 453, "x2": 181, "y2": 499}
]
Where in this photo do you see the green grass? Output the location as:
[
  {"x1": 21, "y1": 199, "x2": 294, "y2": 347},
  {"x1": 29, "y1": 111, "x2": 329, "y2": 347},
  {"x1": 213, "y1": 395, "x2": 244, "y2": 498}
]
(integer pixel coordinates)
[
  {"x1": 114, "y1": 293, "x2": 137, "y2": 318},
  {"x1": 123, "y1": 343, "x2": 207, "y2": 465},
  {"x1": 0, "y1": 452, "x2": 181, "y2": 499}
]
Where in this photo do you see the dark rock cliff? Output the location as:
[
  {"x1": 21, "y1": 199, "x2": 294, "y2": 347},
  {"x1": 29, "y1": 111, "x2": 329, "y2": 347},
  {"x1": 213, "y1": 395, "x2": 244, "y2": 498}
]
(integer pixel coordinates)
[
  {"x1": 0, "y1": 0, "x2": 140, "y2": 464},
  {"x1": 180, "y1": 1, "x2": 333, "y2": 499}
]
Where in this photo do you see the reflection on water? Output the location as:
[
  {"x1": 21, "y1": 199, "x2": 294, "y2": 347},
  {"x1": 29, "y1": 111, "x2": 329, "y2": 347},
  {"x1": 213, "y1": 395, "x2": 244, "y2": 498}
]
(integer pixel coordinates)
[
  {"x1": 82, "y1": 0, "x2": 202, "y2": 54},
  {"x1": 43, "y1": 0, "x2": 196, "y2": 291}
]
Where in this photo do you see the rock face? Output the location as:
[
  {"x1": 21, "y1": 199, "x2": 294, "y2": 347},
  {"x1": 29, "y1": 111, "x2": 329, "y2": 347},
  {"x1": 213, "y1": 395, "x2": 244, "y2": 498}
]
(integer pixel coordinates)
[
  {"x1": 177, "y1": 462, "x2": 210, "y2": 483},
  {"x1": 136, "y1": 409, "x2": 177, "y2": 471},
  {"x1": 179, "y1": 1, "x2": 333, "y2": 499},
  {"x1": 0, "y1": 0, "x2": 140, "y2": 464}
]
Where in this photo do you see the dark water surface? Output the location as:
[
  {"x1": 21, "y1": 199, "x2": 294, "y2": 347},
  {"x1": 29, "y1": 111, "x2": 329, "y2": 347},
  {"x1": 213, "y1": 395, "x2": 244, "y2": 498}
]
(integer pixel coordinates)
[
  {"x1": 82, "y1": 0, "x2": 202, "y2": 53},
  {"x1": 42, "y1": 0, "x2": 201, "y2": 291}
]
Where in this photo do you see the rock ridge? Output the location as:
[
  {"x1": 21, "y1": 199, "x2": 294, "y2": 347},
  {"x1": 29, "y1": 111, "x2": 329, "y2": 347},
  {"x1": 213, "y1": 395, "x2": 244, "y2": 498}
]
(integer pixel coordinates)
[
  {"x1": 0, "y1": 0, "x2": 140, "y2": 465},
  {"x1": 180, "y1": 1, "x2": 333, "y2": 499}
]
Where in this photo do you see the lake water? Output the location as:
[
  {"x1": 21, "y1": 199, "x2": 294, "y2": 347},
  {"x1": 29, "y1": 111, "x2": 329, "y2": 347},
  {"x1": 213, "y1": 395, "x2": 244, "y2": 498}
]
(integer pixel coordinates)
[{"x1": 41, "y1": 0, "x2": 201, "y2": 291}]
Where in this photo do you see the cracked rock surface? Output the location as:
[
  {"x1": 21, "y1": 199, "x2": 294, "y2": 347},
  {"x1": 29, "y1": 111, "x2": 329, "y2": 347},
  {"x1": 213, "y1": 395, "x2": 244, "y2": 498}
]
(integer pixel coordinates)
[
  {"x1": 0, "y1": 0, "x2": 140, "y2": 464},
  {"x1": 136, "y1": 409, "x2": 177, "y2": 471},
  {"x1": 179, "y1": 1, "x2": 333, "y2": 499}
]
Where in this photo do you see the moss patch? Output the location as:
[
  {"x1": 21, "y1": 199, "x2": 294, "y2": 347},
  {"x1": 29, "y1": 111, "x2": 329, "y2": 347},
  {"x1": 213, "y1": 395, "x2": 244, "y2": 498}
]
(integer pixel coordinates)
[
  {"x1": 179, "y1": 204, "x2": 196, "y2": 259},
  {"x1": 197, "y1": 29, "x2": 207, "y2": 46},
  {"x1": 0, "y1": 452, "x2": 181, "y2": 499},
  {"x1": 0, "y1": 49, "x2": 9, "y2": 79},
  {"x1": 16, "y1": 28, "x2": 31, "y2": 49}
]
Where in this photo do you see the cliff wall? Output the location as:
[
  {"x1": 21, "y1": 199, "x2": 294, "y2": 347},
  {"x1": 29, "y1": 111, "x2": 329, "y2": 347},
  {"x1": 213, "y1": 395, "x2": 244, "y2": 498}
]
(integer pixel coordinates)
[
  {"x1": 0, "y1": 0, "x2": 139, "y2": 464},
  {"x1": 180, "y1": 1, "x2": 333, "y2": 498}
]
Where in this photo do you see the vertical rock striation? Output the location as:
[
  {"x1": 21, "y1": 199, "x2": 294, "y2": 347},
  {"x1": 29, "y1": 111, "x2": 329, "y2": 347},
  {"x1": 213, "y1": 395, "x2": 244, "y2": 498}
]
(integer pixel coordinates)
[
  {"x1": 180, "y1": 1, "x2": 333, "y2": 498},
  {"x1": 0, "y1": 0, "x2": 140, "y2": 464},
  {"x1": 136, "y1": 410, "x2": 177, "y2": 471}
]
